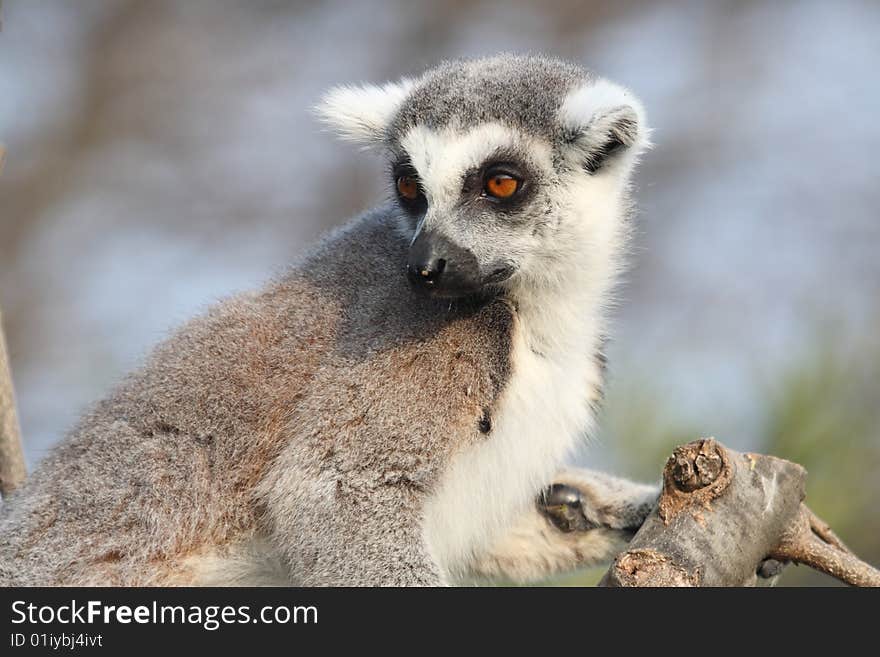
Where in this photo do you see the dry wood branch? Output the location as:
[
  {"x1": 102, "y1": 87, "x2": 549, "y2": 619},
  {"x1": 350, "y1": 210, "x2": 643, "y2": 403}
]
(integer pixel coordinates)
[
  {"x1": 771, "y1": 506, "x2": 880, "y2": 587},
  {"x1": 0, "y1": 306, "x2": 26, "y2": 497},
  {"x1": 600, "y1": 438, "x2": 880, "y2": 587}
]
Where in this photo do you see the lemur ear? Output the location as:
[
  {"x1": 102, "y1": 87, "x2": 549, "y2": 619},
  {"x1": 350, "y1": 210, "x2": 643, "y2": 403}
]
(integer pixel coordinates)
[
  {"x1": 314, "y1": 78, "x2": 415, "y2": 146},
  {"x1": 559, "y1": 79, "x2": 650, "y2": 174}
]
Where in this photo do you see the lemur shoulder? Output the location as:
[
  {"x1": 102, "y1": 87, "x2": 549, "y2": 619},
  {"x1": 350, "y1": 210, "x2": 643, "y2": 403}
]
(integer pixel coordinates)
[{"x1": 0, "y1": 54, "x2": 656, "y2": 586}]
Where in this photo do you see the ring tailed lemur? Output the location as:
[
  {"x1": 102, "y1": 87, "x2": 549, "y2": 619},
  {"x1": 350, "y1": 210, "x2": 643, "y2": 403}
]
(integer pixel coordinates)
[{"x1": 0, "y1": 54, "x2": 655, "y2": 586}]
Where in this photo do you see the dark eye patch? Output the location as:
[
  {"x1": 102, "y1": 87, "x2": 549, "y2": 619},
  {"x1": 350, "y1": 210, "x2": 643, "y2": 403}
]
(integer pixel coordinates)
[
  {"x1": 391, "y1": 158, "x2": 419, "y2": 185},
  {"x1": 461, "y1": 151, "x2": 537, "y2": 211},
  {"x1": 390, "y1": 158, "x2": 427, "y2": 215}
]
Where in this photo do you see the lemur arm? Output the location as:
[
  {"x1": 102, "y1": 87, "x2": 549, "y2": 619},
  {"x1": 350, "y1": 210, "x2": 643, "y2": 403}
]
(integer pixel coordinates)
[{"x1": 466, "y1": 469, "x2": 659, "y2": 584}]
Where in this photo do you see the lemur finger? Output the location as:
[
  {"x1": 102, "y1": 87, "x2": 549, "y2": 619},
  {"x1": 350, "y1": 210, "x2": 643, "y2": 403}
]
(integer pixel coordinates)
[
  {"x1": 537, "y1": 483, "x2": 596, "y2": 532},
  {"x1": 539, "y1": 470, "x2": 660, "y2": 535}
]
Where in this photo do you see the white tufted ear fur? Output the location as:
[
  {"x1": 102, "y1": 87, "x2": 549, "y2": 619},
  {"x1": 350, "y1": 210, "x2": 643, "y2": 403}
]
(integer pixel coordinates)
[
  {"x1": 314, "y1": 79, "x2": 415, "y2": 146},
  {"x1": 559, "y1": 78, "x2": 650, "y2": 173}
]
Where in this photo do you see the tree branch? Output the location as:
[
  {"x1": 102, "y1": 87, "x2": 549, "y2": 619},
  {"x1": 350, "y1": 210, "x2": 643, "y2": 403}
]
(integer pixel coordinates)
[
  {"x1": 600, "y1": 438, "x2": 880, "y2": 587},
  {"x1": 770, "y1": 505, "x2": 880, "y2": 587},
  {"x1": 0, "y1": 304, "x2": 26, "y2": 498}
]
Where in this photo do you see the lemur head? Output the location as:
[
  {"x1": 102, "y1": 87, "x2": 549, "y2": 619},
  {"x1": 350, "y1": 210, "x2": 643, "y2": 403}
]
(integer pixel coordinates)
[{"x1": 317, "y1": 54, "x2": 649, "y2": 300}]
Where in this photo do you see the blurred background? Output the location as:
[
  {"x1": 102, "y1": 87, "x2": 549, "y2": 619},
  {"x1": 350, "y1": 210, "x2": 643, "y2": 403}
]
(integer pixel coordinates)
[{"x1": 1, "y1": 0, "x2": 878, "y2": 585}]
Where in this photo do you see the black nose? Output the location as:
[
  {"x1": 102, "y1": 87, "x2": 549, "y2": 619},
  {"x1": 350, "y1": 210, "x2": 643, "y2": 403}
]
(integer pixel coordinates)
[
  {"x1": 409, "y1": 254, "x2": 447, "y2": 286},
  {"x1": 407, "y1": 230, "x2": 480, "y2": 297}
]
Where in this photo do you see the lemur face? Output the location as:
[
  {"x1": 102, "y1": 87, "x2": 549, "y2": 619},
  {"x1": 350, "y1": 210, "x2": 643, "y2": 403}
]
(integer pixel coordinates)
[
  {"x1": 390, "y1": 121, "x2": 554, "y2": 298},
  {"x1": 317, "y1": 55, "x2": 648, "y2": 299}
]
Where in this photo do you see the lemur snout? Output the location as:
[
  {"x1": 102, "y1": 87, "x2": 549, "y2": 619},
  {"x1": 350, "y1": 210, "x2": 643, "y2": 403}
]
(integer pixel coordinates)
[{"x1": 407, "y1": 230, "x2": 480, "y2": 298}]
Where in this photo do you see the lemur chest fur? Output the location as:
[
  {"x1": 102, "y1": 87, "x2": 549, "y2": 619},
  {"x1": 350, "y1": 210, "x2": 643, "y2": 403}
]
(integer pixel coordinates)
[{"x1": 422, "y1": 299, "x2": 602, "y2": 583}]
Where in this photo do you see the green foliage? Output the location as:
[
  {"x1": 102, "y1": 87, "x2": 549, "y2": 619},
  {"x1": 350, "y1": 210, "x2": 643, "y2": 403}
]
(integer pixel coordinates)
[
  {"x1": 599, "y1": 382, "x2": 705, "y2": 483},
  {"x1": 760, "y1": 336, "x2": 880, "y2": 585}
]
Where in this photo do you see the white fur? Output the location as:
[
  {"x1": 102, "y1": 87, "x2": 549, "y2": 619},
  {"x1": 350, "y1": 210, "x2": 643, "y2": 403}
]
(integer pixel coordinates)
[
  {"x1": 558, "y1": 79, "x2": 652, "y2": 182},
  {"x1": 559, "y1": 78, "x2": 650, "y2": 150},
  {"x1": 314, "y1": 79, "x2": 415, "y2": 145},
  {"x1": 466, "y1": 500, "x2": 625, "y2": 584},
  {"x1": 397, "y1": 122, "x2": 555, "y2": 255},
  {"x1": 400, "y1": 122, "x2": 553, "y2": 208},
  {"x1": 423, "y1": 315, "x2": 602, "y2": 583},
  {"x1": 464, "y1": 463, "x2": 660, "y2": 584},
  {"x1": 420, "y1": 153, "x2": 634, "y2": 583},
  {"x1": 396, "y1": 123, "x2": 520, "y2": 244}
]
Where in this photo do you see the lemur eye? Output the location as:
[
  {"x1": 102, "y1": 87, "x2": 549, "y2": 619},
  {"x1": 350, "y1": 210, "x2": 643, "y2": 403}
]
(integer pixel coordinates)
[
  {"x1": 396, "y1": 175, "x2": 420, "y2": 201},
  {"x1": 484, "y1": 174, "x2": 519, "y2": 199}
]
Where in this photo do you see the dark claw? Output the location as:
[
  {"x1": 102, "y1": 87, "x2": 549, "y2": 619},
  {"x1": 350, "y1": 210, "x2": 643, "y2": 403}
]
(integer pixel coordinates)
[{"x1": 537, "y1": 483, "x2": 596, "y2": 532}]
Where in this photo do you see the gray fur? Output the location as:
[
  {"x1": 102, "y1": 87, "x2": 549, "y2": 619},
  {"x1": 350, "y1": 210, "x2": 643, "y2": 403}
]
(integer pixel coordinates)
[
  {"x1": 389, "y1": 54, "x2": 591, "y2": 144},
  {"x1": 0, "y1": 211, "x2": 512, "y2": 585}
]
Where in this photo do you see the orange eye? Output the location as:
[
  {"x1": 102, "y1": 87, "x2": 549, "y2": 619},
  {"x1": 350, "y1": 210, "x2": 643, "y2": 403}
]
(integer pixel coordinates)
[
  {"x1": 396, "y1": 175, "x2": 420, "y2": 201},
  {"x1": 485, "y1": 174, "x2": 519, "y2": 199}
]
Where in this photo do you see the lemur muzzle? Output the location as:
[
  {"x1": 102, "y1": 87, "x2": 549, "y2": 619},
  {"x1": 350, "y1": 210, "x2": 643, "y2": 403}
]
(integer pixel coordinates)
[{"x1": 407, "y1": 230, "x2": 481, "y2": 298}]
